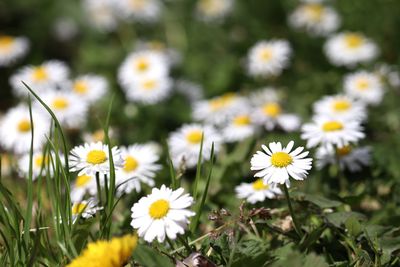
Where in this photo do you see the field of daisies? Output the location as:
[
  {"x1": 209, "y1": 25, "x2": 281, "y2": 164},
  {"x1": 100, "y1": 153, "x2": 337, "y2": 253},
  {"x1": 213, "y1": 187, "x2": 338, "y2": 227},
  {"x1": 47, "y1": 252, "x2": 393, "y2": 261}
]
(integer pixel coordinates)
[{"x1": 1, "y1": 0, "x2": 400, "y2": 266}]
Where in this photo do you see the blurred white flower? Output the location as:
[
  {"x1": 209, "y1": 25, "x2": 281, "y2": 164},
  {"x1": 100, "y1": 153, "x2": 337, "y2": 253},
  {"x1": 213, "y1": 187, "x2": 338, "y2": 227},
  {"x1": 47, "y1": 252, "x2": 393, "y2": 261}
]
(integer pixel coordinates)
[
  {"x1": 69, "y1": 74, "x2": 108, "y2": 104},
  {"x1": 71, "y1": 174, "x2": 97, "y2": 202},
  {"x1": 316, "y1": 145, "x2": 371, "y2": 172},
  {"x1": 301, "y1": 116, "x2": 365, "y2": 150},
  {"x1": 0, "y1": 105, "x2": 49, "y2": 154},
  {"x1": 246, "y1": 40, "x2": 292, "y2": 78},
  {"x1": 18, "y1": 151, "x2": 64, "y2": 180},
  {"x1": 196, "y1": 0, "x2": 234, "y2": 22},
  {"x1": 343, "y1": 71, "x2": 385, "y2": 105},
  {"x1": 313, "y1": 94, "x2": 367, "y2": 121},
  {"x1": 71, "y1": 198, "x2": 102, "y2": 223},
  {"x1": 83, "y1": 0, "x2": 118, "y2": 32},
  {"x1": 116, "y1": 144, "x2": 161, "y2": 195},
  {"x1": 115, "y1": 0, "x2": 162, "y2": 23},
  {"x1": 168, "y1": 124, "x2": 221, "y2": 169},
  {"x1": 235, "y1": 179, "x2": 282, "y2": 204},
  {"x1": 222, "y1": 113, "x2": 257, "y2": 142},
  {"x1": 324, "y1": 32, "x2": 379, "y2": 67},
  {"x1": 0, "y1": 35, "x2": 29, "y2": 67},
  {"x1": 288, "y1": 3, "x2": 340, "y2": 36},
  {"x1": 252, "y1": 102, "x2": 301, "y2": 132}
]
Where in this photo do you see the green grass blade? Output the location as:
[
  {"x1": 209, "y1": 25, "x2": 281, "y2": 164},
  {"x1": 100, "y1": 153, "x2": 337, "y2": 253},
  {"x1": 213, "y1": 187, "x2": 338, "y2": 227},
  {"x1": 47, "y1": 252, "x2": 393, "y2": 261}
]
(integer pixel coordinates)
[{"x1": 192, "y1": 133, "x2": 204, "y2": 197}]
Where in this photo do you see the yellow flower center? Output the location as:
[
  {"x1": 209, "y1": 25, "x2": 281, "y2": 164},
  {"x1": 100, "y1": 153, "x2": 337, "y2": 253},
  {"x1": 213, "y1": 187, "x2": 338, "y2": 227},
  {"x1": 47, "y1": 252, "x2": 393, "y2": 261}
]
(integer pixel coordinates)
[
  {"x1": 130, "y1": 0, "x2": 146, "y2": 9},
  {"x1": 72, "y1": 203, "x2": 88, "y2": 215},
  {"x1": 86, "y1": 150, "x2": 107, "y2": 164},
  {"x1": 73, "y1": 81, "x2": 88, "y2": 94},
  {"x1": 52, "y1": 97, "x2": 69, "y2": 110},
  {"x1": 336, "y1": 145, "x2": 352, "y2": 156},
  {"x1": 0, "y1": 36, "x2": 14, "y2": 51},
  {"x1": 142, "y1": 79, "x2": 157, "y2": 90},
  {"x1": 345, "y1": 33, "x2": 364, "y2": 49},
  {"x1": 91, "y1": 130, "x2": 105, "y2": 142},
  {"x1": 149, "y1": 199, "x2": 170, "y2": 219},
  {"x1": 209, "y1": 93, "x2": 236, "y2": 111},
  {"x1": 233, "y1": 115, "x2": 251, "y2": 126},
  {"x1": 262, "y1": 103, "x2": 282, "y2": 117},
  {"x1": 123, "y1": 156, "x2": 139, "y2": 172},
  {"x1": 322, "y1": 121, "x2": 344, "y2": 132},
  {"x1": 199, "y1": 0, "x2": 221, "y2": 14},
  {"x1": 76, "y1": 175, "x2": 92, "y2": 187},
  {"x1": 259, "y1": 48, "x2": 272, "y2": 62},
  {"x1": 17, "y1": 119, "x2": 31, "y2": 133},
  {"x1": 34, "y1": 155, "x2": 49, "y2": 168},
  {"x1": 356, "y1": 79, "x2": 369, "y2": 91},
  {"x1": 305, "y1": 4, "x2": 323, "y2": 21},
  {"x1": 32, "y1": 66, "x2": 48, "y2": 82},
  {"x1": 252, "y1": 179, "x2": 269, "y2": 191},
  {"x1": 332, "y1": 100, "x2": 351, "y2": 112},
  {"x1": 135, "y1": 58, "x2": 149, "y2": 72},
  {"x1": 186, "y1": 130, "x2": 203, "y2": 144},
  {"x1": 271, "y1": 152, "x2": 293, "y2": 168}
]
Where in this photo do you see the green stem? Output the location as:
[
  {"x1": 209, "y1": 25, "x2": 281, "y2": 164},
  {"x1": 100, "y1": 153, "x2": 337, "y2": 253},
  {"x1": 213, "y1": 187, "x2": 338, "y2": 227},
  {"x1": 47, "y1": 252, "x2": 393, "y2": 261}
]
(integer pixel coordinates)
[{"x1": 283, "y1": 184, "x2": 303, "y2": 238}]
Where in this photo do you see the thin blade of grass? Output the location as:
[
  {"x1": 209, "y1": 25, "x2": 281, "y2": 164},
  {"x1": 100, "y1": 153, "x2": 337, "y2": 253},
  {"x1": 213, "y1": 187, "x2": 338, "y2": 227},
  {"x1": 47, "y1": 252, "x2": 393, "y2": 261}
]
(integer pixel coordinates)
[{"x1": 192, "y1": 133, "x2": 204, "y2": 197}]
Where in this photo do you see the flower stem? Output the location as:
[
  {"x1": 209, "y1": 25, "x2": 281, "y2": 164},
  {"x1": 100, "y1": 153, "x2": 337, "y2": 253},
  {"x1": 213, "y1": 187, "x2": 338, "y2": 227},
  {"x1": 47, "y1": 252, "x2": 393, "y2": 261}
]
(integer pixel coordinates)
[{"x1": 283, "y1": 184, "x2": 303, "y2": 238}]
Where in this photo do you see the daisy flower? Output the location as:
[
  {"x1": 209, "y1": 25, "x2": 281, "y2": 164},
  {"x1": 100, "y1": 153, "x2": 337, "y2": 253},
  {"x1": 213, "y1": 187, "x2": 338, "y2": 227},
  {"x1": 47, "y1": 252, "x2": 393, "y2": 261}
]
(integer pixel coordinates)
[
  {"x1": 343, "y1": 71, "x2": 384, "y2": 105},
  {"x1": 135, "y1": 40, "x2": 182, "y2": 67},
  {"x1": 324, "y1": 32, "x2": 379, "y2": 67},
  {"x1": 235, "y1": 179, "x2": 282, "y2": 204},
  {"x1": 196, "y1": 0, "x2": 234, "y2": 22},
  {"x1": 288, "y1": 3, "x2": 340, "y2": 36},
  {"x1": 222, "y1": 113, "x2": 257, "y2": 142},
  {"x1": 316, "y1": 145, "x2": 371, "y2": 172},
  {"x1": 83, "y1": 0, "x2": 118, "y2": 32},
  {"x1": 248, "y1": 87, "x2": 281, "y2": 106},
  {"x1": 192, "y1": 93, "x2": 248, "y2": 125},
  {"x1": 313, "y1": 94, "x2": 367, "y2": 121},
  {"x1": 116, "y1": 144, "x2": 161, "y2": 195},
  {"x1": 122, "y1": 74, "x2": 172, "y2": 104},
  {"x1": 252, "y1": 102, "x2": 301, "y2": 132},
  {"x1": 0, "y1": 105, "x2": 49, "y2": 154},
  {"x1": 246, "y1": 40, "x2": 292, "y2": 78},
  {"x1": 71, "y1": 198, "x2": 102, "y2": 222},
  {"x1": 69, "y1": 142, "x2": 124, "y2": 176},
  {"x1": 301, "y1": 116, "x2": 365, "y2": 150},
  {"x1": 18, "y1": 151, "x2": 64, "y2": 180},
  {"x1": 118, "y1": 50, "x2": 169, "y2": 86},
  {"x1": 69, "y1": 74, "x2": 108, "y2": 104},
  {"x1": 38, "y1": 91, "x2": 89, "y2": 129},
  {"x1": 168, "y1": 124, "x2": 221, "y2": 169},
  {"x1": 66, "y1": 234, "x2": 137, "y2": 267},
  {"x1": 10, "y1": 60, "x2": 69, "y2": 97},
  {"x1": 115, "y1": 0, "x2": 162, "y2": 23},
  {"x1": 0, "y1": 35, "x2": 29, "y2": 67},
  {"x1": 70, "y1": 174, "x2": 97, "y2": 202},
  {"x1": 250, "y1": 141, "x2": 313, "y2": 186},
  {"x1": 130, "y1": 185, "x2": 195, "y2": 243}
]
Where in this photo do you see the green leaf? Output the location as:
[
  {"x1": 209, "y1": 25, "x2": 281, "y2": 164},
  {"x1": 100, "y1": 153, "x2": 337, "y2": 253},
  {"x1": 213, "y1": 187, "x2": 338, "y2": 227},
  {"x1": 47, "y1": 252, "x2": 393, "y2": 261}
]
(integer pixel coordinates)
[
  {"x1": 132, "y1": 244, "x2": 174, "y2": 267},
  {"x1": 344, "y1": 217, "x2": 362, "y2": 237},
  {"x1": 326, "y1": 212, "x2": 366, "y2": 228}
]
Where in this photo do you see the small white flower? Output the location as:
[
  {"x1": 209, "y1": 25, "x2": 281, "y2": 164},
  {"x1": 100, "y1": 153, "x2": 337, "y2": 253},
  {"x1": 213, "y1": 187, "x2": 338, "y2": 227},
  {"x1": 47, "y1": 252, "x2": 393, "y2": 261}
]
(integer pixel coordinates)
[
  {"x1": 196, "y1": 0, "x2": 234, "y2": 22},
  {"x1": 83, "y1": 0, "x2": 118, "y2": 32},
  {"x1": 38, "y1": 91, "x2": 89, "y2": 129},
  {"x1": 168, "y1": 124, "x2": 221, "y2": 169},
  {"x1": 246, "y1": 40, "x2": 292, "y2": 78},
  {"x1": 70, "y1": 174, "x2": 98, "y2": 202},
  {"x1": 252, "y1": 102, "x2": 301, "y2": 132},
  {"x1": 343, "y1": 71, "x2": 384, "y2": 105},
  {"x1": 118, "y1": 50, "x2": 169, "y2": 86},
  {"x1": 250, "y1": 141, "x2": 313, "y2": 186},
  {"x1": 248, "y1": 87, "x2": 281, "y2": 106},
  {"x1": 69, "y1": 141, "x2": 124, "y2": 176},
  {"x1": 316, "y1": 145, "x2": 371, "y2": 172},
  {"x1": 115, "y1": 0, "x2": 162, "y2": 23},
  {"x1": 0, "y1": 105, "x2": 50, "y2": 154},
  {"x1": 301, "y1": 116, "x2": 365, "y2": 150},
  {"x1": 313, "y1": 94, "x2": 367, "y2": 121},
  {"x1": 116, "y1": 144, "x2": 161, "y2": 195},
  {"x1": 0, "y1": 35, "x2": 29, "y2": 67},
  {"x1": 69, "y1": 74, "x2": 108, "y2": 104},
  {"x1": 131, "y1": 185, "x2": 195, "y2": 243},
  {"x1": 71, "y1": 198, "x2": 102, "y2": 222},
  {"x1": 192, "y1": 93, "x2": 248, "y2": 125},
  {"x1": 10, "y1": 60, "x2": 69, "y2": 97},
  {"x1": 235, "y1": 179, "x2": 282, "y2": 204},
  {"x1": 17, "y1": 151, "x2": 64, "y2": 180},
  {"x1": 324, "y1": 32, "x2": 379, "y2": 67},
  {"x1": 122, "y1": 74, "x2": 172, "y2": 104},
  {"x1": 222, "y1": 114, "x2": 257, "y2": 142},
  {"x1": 288, "y1": 3, "x2": 340, "y2": 36}
]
